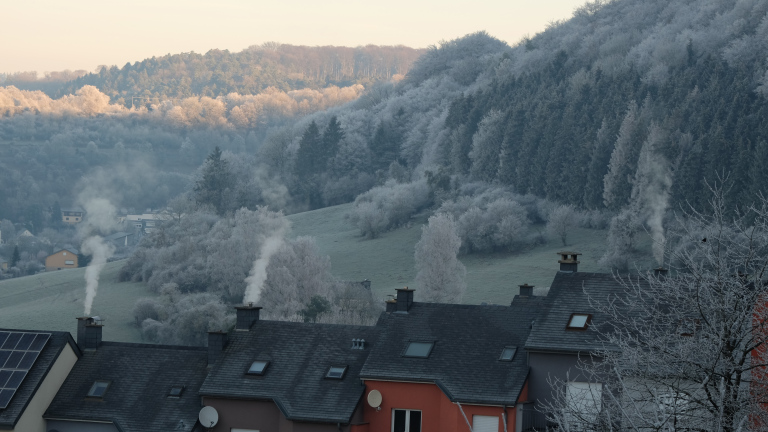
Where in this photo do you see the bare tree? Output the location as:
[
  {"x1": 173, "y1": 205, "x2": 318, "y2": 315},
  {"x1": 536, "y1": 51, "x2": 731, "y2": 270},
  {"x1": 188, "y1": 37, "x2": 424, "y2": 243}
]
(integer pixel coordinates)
[
  {"x1": 414, "y1": 213, "x2": 466, "y2": 303},
  {"x1": 548, "y1": 186, "x2": 768, "y2": 432}
]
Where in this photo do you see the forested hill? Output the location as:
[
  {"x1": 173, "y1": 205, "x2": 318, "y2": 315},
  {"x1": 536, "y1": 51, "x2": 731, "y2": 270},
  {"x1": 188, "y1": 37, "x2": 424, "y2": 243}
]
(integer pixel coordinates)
[
  {"x1": 267, "y1": 0, "x2": 768, "y2": 216},
  {"x1": 55, "y1": 44, "x2": 425, "y2": 105}
]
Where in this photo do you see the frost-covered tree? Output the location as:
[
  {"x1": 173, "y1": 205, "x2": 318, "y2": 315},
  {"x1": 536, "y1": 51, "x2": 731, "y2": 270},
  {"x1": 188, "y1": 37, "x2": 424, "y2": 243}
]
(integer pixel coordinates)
[
  {"x1": 469, "y1": 110, "x2": 505, "y2": 181},
  {"x1": 414, "y1": 213, "x2": 466, "y2": 303},
  {"x1": 547, "y1": 204, "x2": 577, "y2": 246},
  {"x1": 603, "y1": 102, "x2": 640, "y2": 209}
]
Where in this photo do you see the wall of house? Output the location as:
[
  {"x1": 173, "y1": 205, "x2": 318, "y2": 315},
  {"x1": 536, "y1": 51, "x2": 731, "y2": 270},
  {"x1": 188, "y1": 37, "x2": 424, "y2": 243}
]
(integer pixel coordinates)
[
  {"x1": 202, "y1": 397, "x2": 349, "y2": 432},
  {"x1": 12, "y1": 343, "x2": 78, "y2": 432},
  {"x1": 360, "y1": 380, "x2": 517, "y2": 432},
  {"x1": 527, "y1": 351, "x2": 598, "y2": 410},
  {"x1": 46, "y1": 420, "x2": 119, "y2": 432},
  {"x1": 45, "y1": 251, "x2": 78, "y2": 271},
  {"x1": 61, "y1": 213, "x2": 82, "y2": 225}
]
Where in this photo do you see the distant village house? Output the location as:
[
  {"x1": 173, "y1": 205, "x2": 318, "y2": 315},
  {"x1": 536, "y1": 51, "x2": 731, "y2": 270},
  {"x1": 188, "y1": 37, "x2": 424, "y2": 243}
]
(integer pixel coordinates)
[
  {"x1": 45, "y1": 249, "x2": 79, "y2": 271},
  {"x1": 61, "y1": 207, "x2": 84, "y2": 225}
]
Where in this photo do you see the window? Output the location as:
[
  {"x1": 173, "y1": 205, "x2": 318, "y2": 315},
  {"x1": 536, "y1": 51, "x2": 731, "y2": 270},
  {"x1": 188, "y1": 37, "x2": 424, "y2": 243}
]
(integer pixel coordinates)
[
  {"x1": 87, "y1": 380, "x2": 110, "y2": 398},
  {"x1": 392, "y1": 409, "x2": 421, "y2": 432},
  {"x1": 65, "y1": 260, "x2": 74, "y2": 265},
  {"x1": 472, "y1": 415, "x2": 499, "y2": 432},
  {"x1": 499, "y1": 347, "x2": 517, "y2": 361},
  {"x1": 62, "y1": 252, "x2": 67, "y2": 256},
  {"x1": 566, "y1": 313, "x2": 592, "y2": 330},
  {"x1": 246, "y1": 360, "x2": 269, "y2": 375},
  {"x1": 168, "y1": 386, "x2": 184, "y2": 397},
  {"x1": 326, "y1": 366, "x2": 347, "y2": 379},
  {"x1": 403, "y1": 342, "x2": 434, "y2": 358}
]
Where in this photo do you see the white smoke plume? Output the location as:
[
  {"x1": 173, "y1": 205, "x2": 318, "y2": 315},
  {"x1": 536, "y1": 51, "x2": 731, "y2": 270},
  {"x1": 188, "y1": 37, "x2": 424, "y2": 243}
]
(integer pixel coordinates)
[
  {"x1": 243, "y1": 223, "x2": 289, "y2": 305},
  {"x1": 82, "y1": 235, "x2": 115, "y2": 315},
  {"x1": 77, "y1": 197, "x2": 119, "y2": 315},
  {"x1": 631, "y1": 124, "x2": 673, "y2": 265}
]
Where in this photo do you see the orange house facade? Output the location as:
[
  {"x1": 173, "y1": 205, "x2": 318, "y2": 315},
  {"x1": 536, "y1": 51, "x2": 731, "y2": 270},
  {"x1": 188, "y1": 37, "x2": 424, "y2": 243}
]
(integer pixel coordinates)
[
  {"x1": 45, "y1": 249, "x2": 78, "y2": 271},
  {"x1": 356, "y1": 289, "x2": 541, "y2": 432},
  {"x1": 356, "y1": 380, "x2": 527, "y2": 432}
]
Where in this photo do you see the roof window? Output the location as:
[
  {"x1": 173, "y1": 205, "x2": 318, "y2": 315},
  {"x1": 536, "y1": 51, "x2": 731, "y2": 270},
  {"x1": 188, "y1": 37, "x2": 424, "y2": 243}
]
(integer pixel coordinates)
[
  {"x1": 168, "y1": 386, "x2": 185, "y2": 397},
  {"x1": 326, "y1": 366, "x2": 348, "y2": 379},
  {"x1": 87, "y1": 380, "x2": 110, "y2": 398},
  {"x1": 499, "y1": 347, "x2": 517, "y2": 361},
  {"x1": 246, "y1": 360, "x2": 269, "y2": 375},
  {"x1": 567, "y1": 313, "x2": 591, "y2": 330},
  {"x1": 403, "y1": 341, "x2": 434, "y2": 358}
]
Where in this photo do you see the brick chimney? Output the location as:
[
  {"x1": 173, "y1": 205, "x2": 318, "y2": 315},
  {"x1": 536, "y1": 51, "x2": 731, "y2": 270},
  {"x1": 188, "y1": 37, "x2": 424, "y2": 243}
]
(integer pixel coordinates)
[
  {"x1": 519, "y1": 283, "x2": 534, "y2": 297},
  {"x1": 76, "y1": 317, "x2": 102, "y2": 351},
  {"x1": 395, "y1": 287, "x2": 414, "y2": 313},
  {"x1": 207, "y1": 330, "x2": 228, "y2": 366},
  {"x1": 235, "y1": 304, "x2": 261, "y2": 331},
  {"x1": 557, "y1": 252, "x2": 581, "y2": 272}
]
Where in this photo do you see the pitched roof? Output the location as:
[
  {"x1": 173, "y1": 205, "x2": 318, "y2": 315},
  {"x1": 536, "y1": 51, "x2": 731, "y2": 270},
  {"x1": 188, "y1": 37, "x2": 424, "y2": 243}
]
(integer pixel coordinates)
[
  {"x1": 525, "y1": 271, "x2": 647, "y2": 353},
  {"x1": 200, "y1": 320, "x2": 379, "y2": 424},
  {"x1": 44, "y1": 342, "x2": 208, "y2": 432},
  {"x1": 359, "y1": 298, "x2": 543, "y2": 406},
  {"x1": 103, "y1": 232, "x2": 132, "y2": 241},
  {"x1": 49, "y1": 248, "x2": 79, "y2": 256},
  {"x1": 0, "y1": 329, "x2": 78, "y2": 429}
]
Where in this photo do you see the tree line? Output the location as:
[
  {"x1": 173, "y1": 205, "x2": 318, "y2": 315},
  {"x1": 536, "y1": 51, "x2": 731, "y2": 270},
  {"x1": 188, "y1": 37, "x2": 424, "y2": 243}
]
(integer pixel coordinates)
[{"x1": 49, "y1": 44, "x2": 424, "y2": 106}]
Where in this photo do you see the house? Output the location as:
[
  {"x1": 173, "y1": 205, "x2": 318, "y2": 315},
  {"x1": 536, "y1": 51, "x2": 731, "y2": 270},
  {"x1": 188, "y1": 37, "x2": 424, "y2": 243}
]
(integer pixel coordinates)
[
  {"x1": 125, "y1": 213, "x2": 171, "y2": 235},
  {"x1": 17, "y1": 230, "x2": 33, "y2": 238},
  {"x1": 199, "y1": 305, "x2": 378, "y2": 432},
  {"x1": 44, "y1": 318, "x2": 208, "y2": 432},
  {"x1": 1, "y1": 261, "x2": 7, "y2": 271},
  {"x1": 0, "y1": 329, "x2": 80, "y2": 432},
  {"x1": 103, "y1": 232, "x2": 134, "y2": 248},
  {"x1": 358, "y1": 288, "x2": 542, "y2": 432},
  {"x1": 44, "y1": 249, "x2": 78, "y2": 272},
  {"x1": 60, "y1": 208, "x2": 84, "y2": 225}
]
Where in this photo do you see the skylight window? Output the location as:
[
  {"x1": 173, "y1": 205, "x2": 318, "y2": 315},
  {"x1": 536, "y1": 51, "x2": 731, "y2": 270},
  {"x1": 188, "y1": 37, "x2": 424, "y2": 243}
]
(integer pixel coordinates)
[
  {"x1": 168, "y1": 386, "x2": 185, "y2": 397},
  {"x1": 326, "y1": 366, "x2": 348, "y2": 379},
  {"x1": 567, "y1": 313, "x2": 591, "y2": 330},
  {"x1": 403, "y1": 342, "x2": 434, "y2": 358},
  {"x1": 87, "y1": 381, "x2": 110, "y2": 398},
  {"x1": 499, "y1": 347, "x2": 517, "y2": 361},
  {"x1": 247, "y1": 360, "x2": 269, "y2": 375}
]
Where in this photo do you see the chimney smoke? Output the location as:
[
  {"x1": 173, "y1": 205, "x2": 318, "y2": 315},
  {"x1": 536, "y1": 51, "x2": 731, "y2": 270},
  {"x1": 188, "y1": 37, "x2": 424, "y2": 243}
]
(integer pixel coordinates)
[{"x1": 243, "y1": 221, "x2": 289, "y2": 305}]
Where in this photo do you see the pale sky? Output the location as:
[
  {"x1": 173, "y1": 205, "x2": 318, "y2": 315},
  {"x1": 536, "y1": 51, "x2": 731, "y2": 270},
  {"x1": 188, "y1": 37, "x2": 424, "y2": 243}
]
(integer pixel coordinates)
[{"x1": 1, "y1": 0, "x2": 586, "y2": 74}]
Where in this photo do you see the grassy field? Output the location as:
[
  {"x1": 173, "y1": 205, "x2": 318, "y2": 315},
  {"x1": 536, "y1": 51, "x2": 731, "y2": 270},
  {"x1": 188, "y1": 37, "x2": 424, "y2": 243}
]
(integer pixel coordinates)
[
  {"x1": 287, "y1": 203, "x2": 656, "y2": 305},
  {"x1": 0, "y1": 202, "x2": 655, "y2": 341},
  {"x1": 0, "y1": 261, "x2": 156, "y2": 342}
]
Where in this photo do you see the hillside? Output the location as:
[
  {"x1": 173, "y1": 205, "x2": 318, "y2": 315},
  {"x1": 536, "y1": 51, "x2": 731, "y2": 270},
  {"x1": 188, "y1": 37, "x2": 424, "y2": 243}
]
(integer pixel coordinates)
[
  {"x1": 287, "y1": 203, "x2": 655, "y2": 304},
  {"x1": 256, "y1": 0, "x2": 768, "y2": 218},
  {"x1": 47, "y1": 44, "x2": 425, "y2": 105},
  {"x1": 0, "y1": 261, "x2": 155, "y2": 342}
]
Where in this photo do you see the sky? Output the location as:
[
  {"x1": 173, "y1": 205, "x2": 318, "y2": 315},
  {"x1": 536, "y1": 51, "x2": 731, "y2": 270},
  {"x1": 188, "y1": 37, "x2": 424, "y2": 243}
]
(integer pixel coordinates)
[{"x1": 1, "y1": 0, "x2": 586, "y2": 74}]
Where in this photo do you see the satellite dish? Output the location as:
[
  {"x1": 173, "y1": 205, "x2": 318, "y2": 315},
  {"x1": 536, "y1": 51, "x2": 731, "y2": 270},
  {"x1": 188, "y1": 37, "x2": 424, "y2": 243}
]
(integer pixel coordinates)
[
  {"x1": 198, "y1": 406, "x2": 219, "y2": 428},
  {"x1": 367, "y1": 389, "x2": 383, "y2": 408}
]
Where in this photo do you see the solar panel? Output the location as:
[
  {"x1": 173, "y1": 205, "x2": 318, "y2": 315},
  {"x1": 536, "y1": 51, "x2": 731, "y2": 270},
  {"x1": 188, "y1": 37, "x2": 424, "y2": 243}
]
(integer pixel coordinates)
[{"x1": 0, "y1": 331, "x2": 50, "y2": 409}]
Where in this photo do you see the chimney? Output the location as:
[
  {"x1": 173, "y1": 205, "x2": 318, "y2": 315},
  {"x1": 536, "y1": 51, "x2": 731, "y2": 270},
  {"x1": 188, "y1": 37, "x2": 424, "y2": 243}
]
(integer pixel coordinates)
[
  {"x1": 76, "y1": 317, "x2": 102, "y2": 351},
  {"x1": 207, "y1": 331, "x2": 228, "y2": 366},
  {"x1": 385, "y1": 295, "x2": 397, "y2": 313},
  {"x1": 519, "y1": 284, "x2": 534, "y2": 297},
  {"x1": 653, "y1": 267, "x2": 668, "y2": 278},
  {"x1": 235, "y1": 304, "x2": 261, "y2": 331},
  {"x1": 557, "y1": 251, "x2": 581, "y2": 272},
  {"x1": 395, "y1": 287, "x2": 414, "y2": 313}
]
